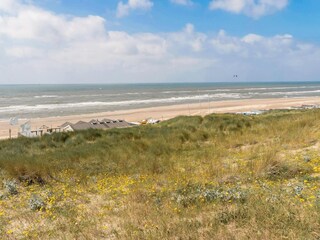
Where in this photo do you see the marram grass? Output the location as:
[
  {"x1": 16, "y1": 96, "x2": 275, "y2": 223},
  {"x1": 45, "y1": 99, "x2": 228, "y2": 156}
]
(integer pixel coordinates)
[{"x1": 0, "y1": 110, "x2": 320, "y2": 239}]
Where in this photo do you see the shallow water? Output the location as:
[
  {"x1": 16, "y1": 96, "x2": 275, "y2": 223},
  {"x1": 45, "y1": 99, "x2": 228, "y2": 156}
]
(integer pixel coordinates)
[{"x1": 0, "y1": 82, "x2": 320, "y2": 119}]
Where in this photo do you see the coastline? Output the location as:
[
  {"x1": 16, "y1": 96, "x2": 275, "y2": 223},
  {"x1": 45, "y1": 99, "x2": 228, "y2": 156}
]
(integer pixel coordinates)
[{"x1": 1, "y1": 96, "x2": 320, "y2": 140}]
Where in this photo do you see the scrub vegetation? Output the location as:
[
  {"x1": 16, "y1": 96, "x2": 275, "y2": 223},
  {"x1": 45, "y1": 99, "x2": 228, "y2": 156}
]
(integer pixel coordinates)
[{"x1": 1, "y1": 110, "x2": 320, "y2": 239}]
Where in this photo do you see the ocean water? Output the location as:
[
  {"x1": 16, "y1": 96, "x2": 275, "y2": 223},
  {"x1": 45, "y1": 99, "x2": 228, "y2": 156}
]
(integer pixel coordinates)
[{"x1": 0, "y1": 82, "x2": 320, "y2": 120}]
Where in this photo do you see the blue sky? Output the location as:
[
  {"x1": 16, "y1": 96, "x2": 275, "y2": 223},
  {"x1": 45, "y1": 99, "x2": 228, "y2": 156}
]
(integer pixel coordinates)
[
  {"x1": 0, "y1": 0, "x2": 320, "y2": 83},
  {"x1": 31, "y1": 0, "x2": 320, "y2": 42}
]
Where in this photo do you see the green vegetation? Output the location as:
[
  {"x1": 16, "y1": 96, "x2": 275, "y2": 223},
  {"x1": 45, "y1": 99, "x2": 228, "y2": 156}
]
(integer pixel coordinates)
[{"x1": 1, "y1": 110, "x2": 320, "y2": 239}]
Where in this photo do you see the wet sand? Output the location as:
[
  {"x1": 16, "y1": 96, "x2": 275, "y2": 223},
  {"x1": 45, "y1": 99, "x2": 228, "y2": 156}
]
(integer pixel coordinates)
[{"x1": 1, "y1": 97, "x2": 320, "y2": 140}]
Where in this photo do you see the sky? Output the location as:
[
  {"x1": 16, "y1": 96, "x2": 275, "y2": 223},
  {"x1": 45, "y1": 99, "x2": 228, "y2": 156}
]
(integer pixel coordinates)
[{"x1": 0, "y1": 0, "x2": 320, "y2": 84}]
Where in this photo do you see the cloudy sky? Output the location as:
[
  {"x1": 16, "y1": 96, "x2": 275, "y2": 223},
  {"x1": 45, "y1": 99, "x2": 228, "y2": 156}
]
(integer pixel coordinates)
[{"x1": 0, "y1": 0, "x2": 319, "y2": 84}]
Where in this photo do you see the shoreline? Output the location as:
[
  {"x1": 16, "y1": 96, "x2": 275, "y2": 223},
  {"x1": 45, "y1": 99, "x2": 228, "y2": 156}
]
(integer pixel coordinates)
[{"x1": 1, "y1": 96, "x2": 320, "y2": 139}]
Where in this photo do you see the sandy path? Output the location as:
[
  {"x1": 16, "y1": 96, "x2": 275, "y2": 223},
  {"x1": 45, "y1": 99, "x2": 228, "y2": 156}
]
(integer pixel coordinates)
[{"x1": 1, "y1": 97, "x2": 320, "y2": 139}]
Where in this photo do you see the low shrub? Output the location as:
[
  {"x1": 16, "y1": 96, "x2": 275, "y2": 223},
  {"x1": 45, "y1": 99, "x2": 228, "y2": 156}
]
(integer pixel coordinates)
[
  {"x1": 3, "y1": 180, "x2": 18, "y2": 195},
  {"x1": 29, "y1": 194, "x2": 46, "y2": 211}
]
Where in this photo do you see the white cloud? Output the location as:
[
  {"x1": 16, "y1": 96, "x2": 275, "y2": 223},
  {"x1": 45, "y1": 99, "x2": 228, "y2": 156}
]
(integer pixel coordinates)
[
  {"x1": 171, "y1": 0, "x2": 194, "y2": 6},
  {"x1": 117, "y1": 0, "x2": 153, "y2": 18},
  {"x1": 5, "y1": 46, "x2": 44, "y2": 58},
  {"x1": 0, "y1": 1, "x2": 106, "y2": 43},
  {"x1": 0, "y1": 0, "x2": 21, "y2": 13},
  {"x1": 168, "y1": 23, "x2": 207, "y2": 52},
  {"x1": 211, "y1": 31, "x2": 294, "y2": 58},
  {"x1": 242, "y1": 33, "x2": 263, "y2": 43},
  {"x1": 0, "y1": 0, "x2": 320, "y2": 83},
  {"x1": 209, "y1": 0, "x2": 289, "y2": 18}
]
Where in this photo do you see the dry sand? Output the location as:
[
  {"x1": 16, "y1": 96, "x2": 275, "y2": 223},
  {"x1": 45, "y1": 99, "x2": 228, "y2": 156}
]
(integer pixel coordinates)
[{"x1": 1, "y1": 97, "x2": 320, "y2": 140}]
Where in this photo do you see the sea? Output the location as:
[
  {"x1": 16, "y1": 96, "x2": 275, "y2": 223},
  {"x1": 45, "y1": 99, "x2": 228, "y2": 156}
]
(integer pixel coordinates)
[{"x1": 1, "y1": 82, "x2": 320, "y2": 120}]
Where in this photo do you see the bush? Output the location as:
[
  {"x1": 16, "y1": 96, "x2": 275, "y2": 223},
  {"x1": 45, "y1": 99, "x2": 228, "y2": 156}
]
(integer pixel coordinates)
[
  {"x1": 29, "y1": 194, "x2": 46, "y2": 211},
  {"x1": 173, "y1": 184, "x2": 248, "y2": 207},
  {"x1": 3, "y1": 180, "x2": 18, "y2": 195}
]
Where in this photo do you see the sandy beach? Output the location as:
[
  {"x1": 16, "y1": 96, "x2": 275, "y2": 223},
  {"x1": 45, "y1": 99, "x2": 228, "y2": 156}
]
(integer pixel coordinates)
[{"x1": 1, "y1": 97, "x2": 320, "y2": 140}]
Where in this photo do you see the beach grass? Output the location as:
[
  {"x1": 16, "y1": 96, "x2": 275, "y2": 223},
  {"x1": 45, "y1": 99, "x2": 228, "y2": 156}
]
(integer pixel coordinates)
[{"x1": 0, "y1": 109, "x2": 320, "y2": 239}]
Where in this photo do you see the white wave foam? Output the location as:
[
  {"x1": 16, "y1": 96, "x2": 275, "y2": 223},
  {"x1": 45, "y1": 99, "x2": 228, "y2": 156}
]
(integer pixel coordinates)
[
  {"x1": 161, "y1": 89, "x2": 232, "y2": 94},
  {"x1": 0, "y1": 93, "x2": 243, "y2": 114},
  {"x1": 34, "y1": 95, "x2": 59, "y2": 98},
  {"x1": 250, "y1": 90, "x2": 320, "y2": 96},
  {"x1": 161, "y1": 86, "x2": 319, "y2": 94}
]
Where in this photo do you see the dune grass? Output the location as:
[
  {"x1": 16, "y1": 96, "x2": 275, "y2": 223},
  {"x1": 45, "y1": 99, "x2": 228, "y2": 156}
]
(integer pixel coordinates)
[{"x1": 0, "y1": 109, "x2": 320, "y2": 239}]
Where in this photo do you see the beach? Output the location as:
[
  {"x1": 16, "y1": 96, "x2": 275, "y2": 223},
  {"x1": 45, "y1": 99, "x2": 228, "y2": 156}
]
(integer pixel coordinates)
[{"x1": 1, "y1": 96, "x2": 320, "y2": 140}]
